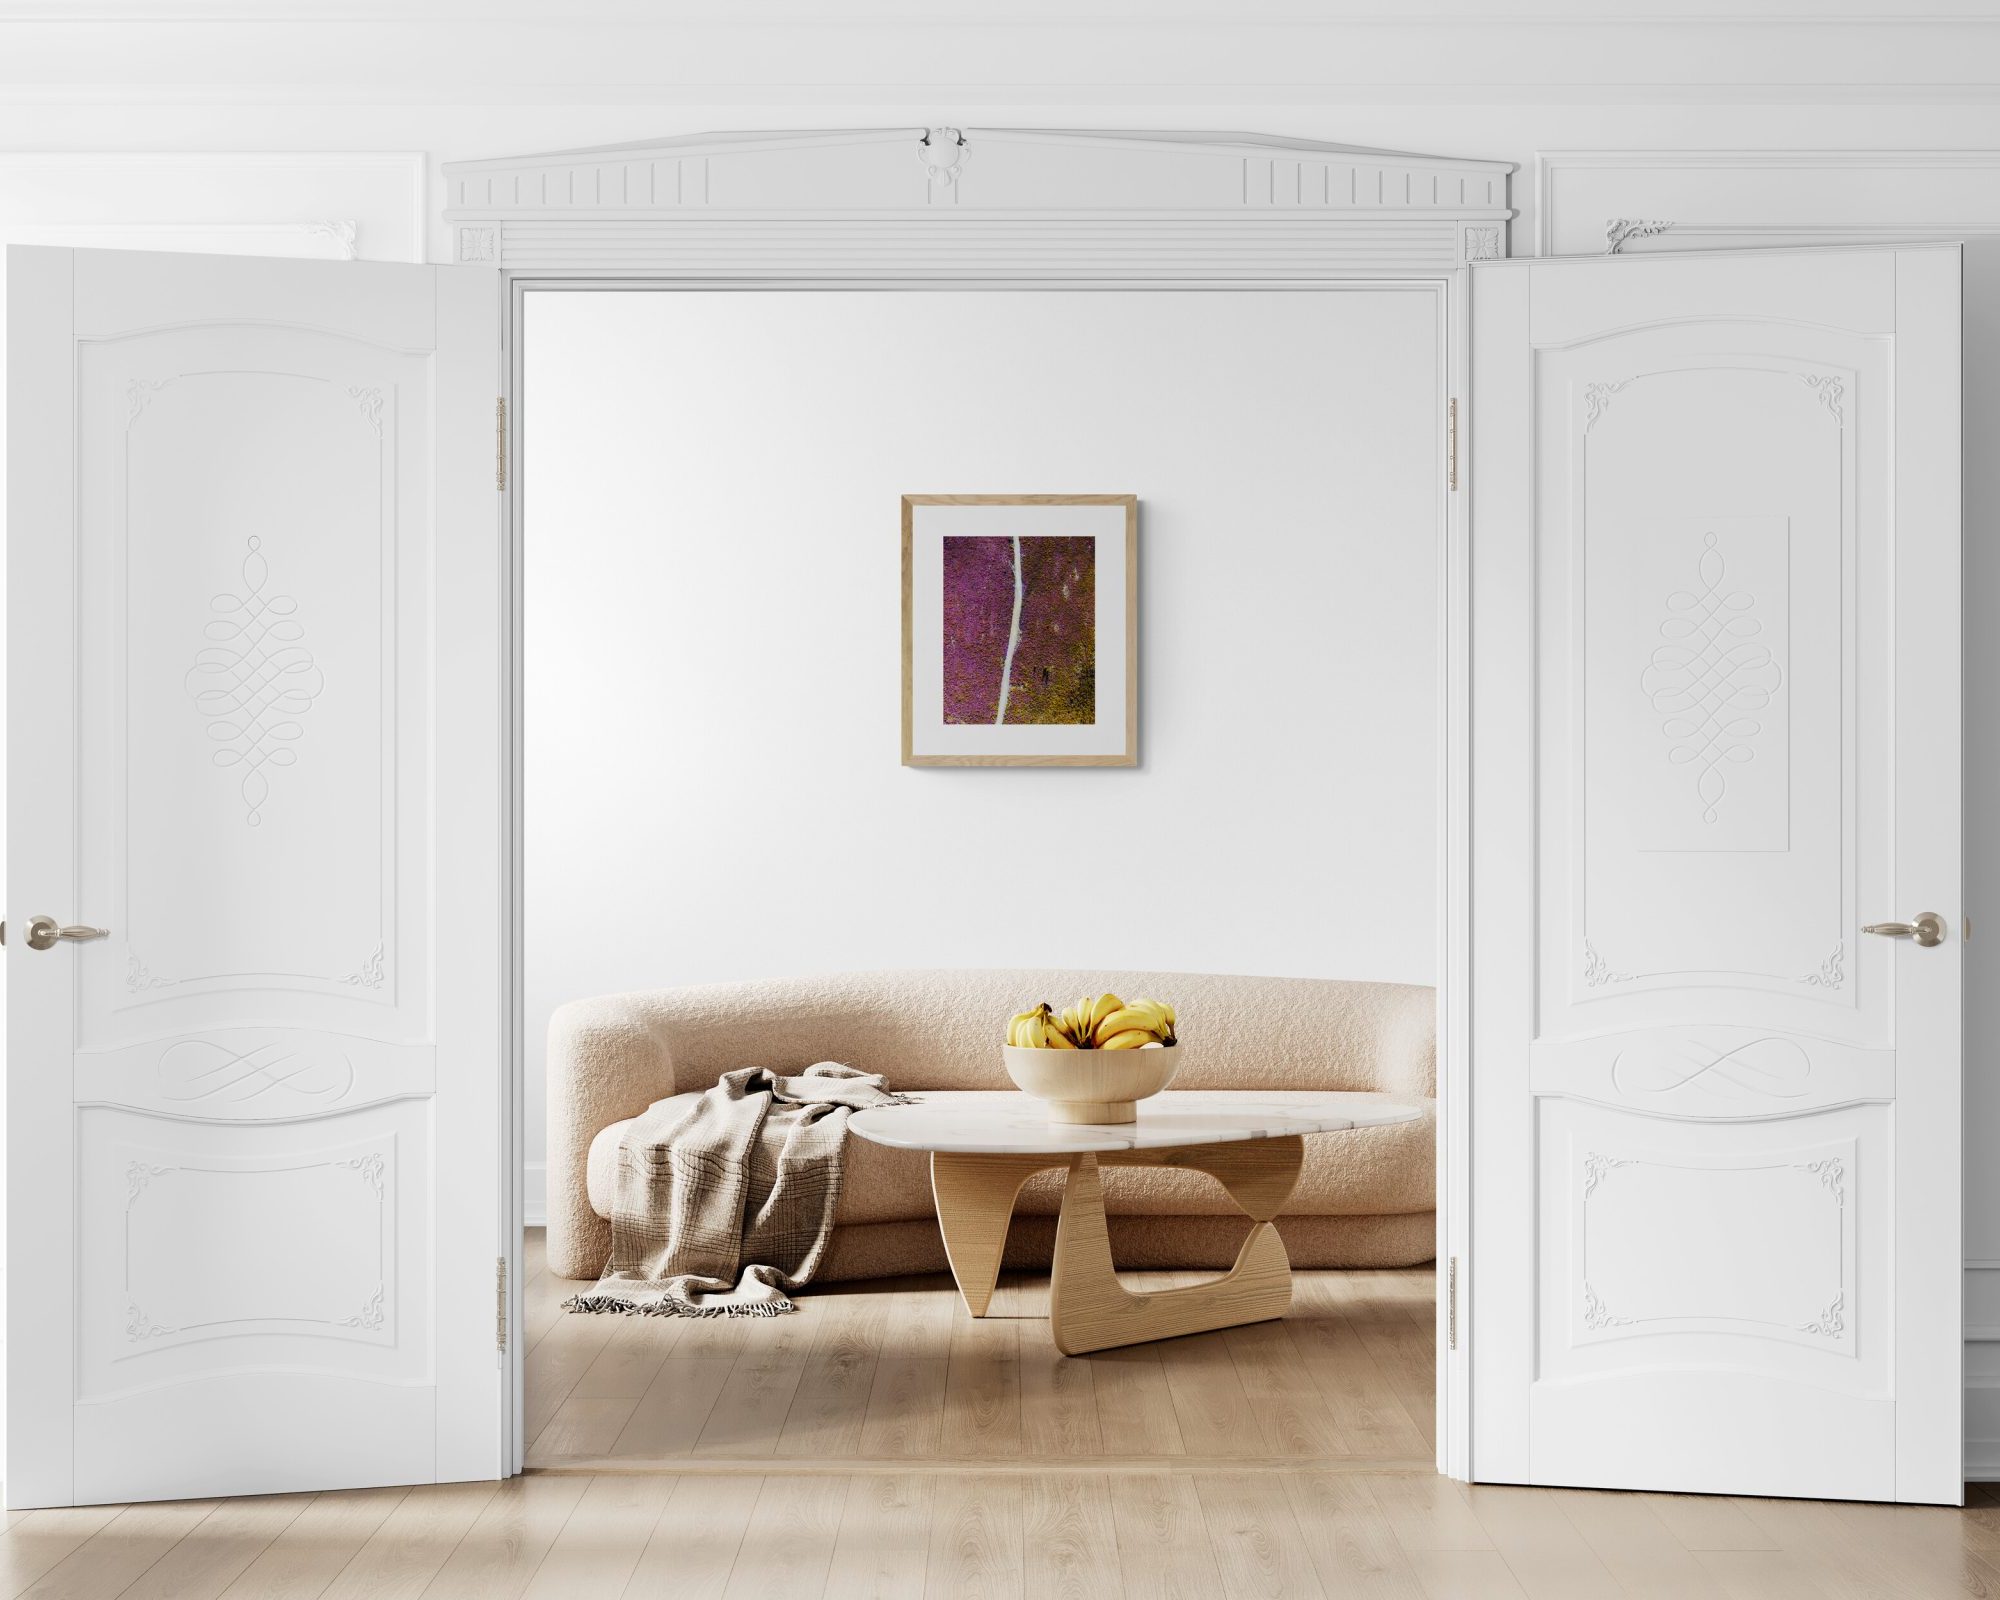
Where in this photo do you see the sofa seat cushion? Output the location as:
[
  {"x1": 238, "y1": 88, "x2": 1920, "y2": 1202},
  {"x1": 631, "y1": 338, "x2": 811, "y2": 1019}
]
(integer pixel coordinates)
[{"x1": 585, "y1": 1088, "x2": 1434, "y2": 1227}]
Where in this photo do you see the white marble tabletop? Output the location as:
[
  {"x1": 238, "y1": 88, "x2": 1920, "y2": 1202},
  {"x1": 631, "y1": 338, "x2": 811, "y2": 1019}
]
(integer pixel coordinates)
[{"x1": 847, "y1": 1090, "x2": 1421, "y2": 1155}]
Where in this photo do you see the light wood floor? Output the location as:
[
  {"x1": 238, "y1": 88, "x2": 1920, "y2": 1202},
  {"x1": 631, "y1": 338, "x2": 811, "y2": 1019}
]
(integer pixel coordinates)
[{"x1": 9, "y1": 1230, "x2": 2000, "y2": 1599}]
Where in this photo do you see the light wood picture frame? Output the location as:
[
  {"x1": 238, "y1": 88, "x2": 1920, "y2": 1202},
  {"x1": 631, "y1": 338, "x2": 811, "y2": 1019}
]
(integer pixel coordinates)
[{"x1": 901, "y1": 494, "x2": 1139, "y2": 768}]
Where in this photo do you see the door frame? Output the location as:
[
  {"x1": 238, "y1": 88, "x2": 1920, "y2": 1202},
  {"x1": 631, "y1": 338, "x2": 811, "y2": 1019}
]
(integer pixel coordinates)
[
  {"x1": 496, "y1": 271, "x2": 1473, "y2": 1477},
  {"x1": 451, "y1": 128, "x2": 1511, "y2": 1478}
]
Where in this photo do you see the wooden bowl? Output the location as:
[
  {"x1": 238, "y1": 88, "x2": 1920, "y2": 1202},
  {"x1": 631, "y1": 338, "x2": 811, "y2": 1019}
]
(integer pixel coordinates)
[{"x1": 1001, "y1": 1043, "x2": 1181, "y2": 1124}]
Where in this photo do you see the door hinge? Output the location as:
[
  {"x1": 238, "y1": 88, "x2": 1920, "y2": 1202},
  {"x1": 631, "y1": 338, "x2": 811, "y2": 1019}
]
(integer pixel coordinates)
[
  {"x1": 495, "y1": 397, "x2": 508, "y2": 491},
  {"x1": 1447, "y1": 398, "x2": 1460, "y2": 492},
  {"x1": 496, "y1": 1255, "x2": 509, "y2": 1352},
  {"x1": 1447, "y1": 1255, "x2": 1459, "y2": 1350}
]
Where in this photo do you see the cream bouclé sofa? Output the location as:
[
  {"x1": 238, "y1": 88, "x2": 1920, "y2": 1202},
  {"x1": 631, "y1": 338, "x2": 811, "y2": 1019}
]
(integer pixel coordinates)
[{"x1": 546, "y1": 968, "x2": 1436, "y2": 1283}]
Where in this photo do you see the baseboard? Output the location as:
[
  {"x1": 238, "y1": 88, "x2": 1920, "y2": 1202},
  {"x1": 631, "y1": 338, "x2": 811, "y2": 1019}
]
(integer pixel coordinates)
[{"x1": 524, "y1": 1162, "x2": 547, "y2": 1229}]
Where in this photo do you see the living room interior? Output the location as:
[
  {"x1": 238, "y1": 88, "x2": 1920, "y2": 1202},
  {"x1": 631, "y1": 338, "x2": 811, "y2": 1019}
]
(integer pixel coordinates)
[{"x1": 6, "y1": 4, "x2": 2000, "y2": 1597}]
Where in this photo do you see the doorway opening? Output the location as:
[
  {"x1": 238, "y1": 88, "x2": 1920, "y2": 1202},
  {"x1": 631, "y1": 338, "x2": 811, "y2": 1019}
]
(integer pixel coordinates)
[{"x1": 515, "y1": 281, "x2": 1451, "y2": 1473}]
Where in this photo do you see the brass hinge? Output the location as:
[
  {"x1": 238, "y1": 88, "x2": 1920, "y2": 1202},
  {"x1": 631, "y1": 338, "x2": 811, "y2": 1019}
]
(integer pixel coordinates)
[
  {"x1": 496, "y1": 1255, "x2": 509, "y2": 1352},
  {"x1": 1447, "y1": 398, "x2": 1460, "y2": 492},
  {"x1": 495, "y1": 397, "x2": 508, "y2": 491},
  {"x1": 1447, "y1": 1256, "x2": 1459, "y2": 1351}
]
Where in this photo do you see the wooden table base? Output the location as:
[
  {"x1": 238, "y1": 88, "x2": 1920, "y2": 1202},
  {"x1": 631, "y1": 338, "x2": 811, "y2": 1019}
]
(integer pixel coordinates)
[{"x1": 928, "y1": 1135, "x2": 1305, "y2": 1354}]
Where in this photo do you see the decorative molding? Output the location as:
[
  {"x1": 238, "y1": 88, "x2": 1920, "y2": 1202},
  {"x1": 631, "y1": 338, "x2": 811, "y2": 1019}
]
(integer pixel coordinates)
[
  {"x1": 1800, "y1": 1290, "x2": 1846, "y2": 1339},
  {"x1": 1581, "y1": 378, "x2": 1630, "y2": 433},
  {"x1": 341, "y1": 1285, "x2": 386, "y2": 1332},
  {"x1": 1800, "y1": 941, "x2": 1846, "y2": 990},
  {"x1": 1610, "y1": 1036, "x2": 1811, "y2": 1102},
  {"x1": 1582, "y1": 1281, "x2": 1633, "y2": 1330},
  {"x1": 300, "y1": 220, "x2": 358, "y2": 259},
  {"x1": 442, "y1": 126, "x2": 1513, "y2": 277},
  {"x1": 1796, "y1": 373, "x2": 1846, "y2": 427},
  {"x1": 1641, "y1": 529, "x2": 1782, "y2": 829},
  {"x1": 347, "y1": 384, "x2": 384, "y2": 436},
  {"x1": 1582, "y1": 1151, "x2": 1633, "y2": 1198},
  {"x1": 185, "y1": 535, "x2": 325, "y2": 828},
  {"x1": 125, "y1": 377, "x2": 172, "y2": 426},
  {"x1": 1581, "y1": 938, "x2": 1632, "y2": 989},
  {"x1": 155, "y1": 1038, "x2": 355, "y2": 1106},
  {"x1": 918, "y1": 126, "x2": 968, "y2": 187},
  {"x1": 341, "y1": 941, "x2": 386, "y2": 989},
  {"x1": 1799, "y1": 1155, "x2": 1846, "y2": 1208},
  {"x1": 1606, "y1": 217, "x2": 1674, "y2": 253},
  {"x1": 125, "y1": 950, "x2": 176, "y2": 993},
  {"x1": 338, "y1": 1152, "x2": 387, "y2": 1197}
]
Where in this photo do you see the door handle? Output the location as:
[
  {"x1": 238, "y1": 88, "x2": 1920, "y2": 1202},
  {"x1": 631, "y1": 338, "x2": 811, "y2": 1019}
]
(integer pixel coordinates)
[
  {"x1": 18, "y1": 915, "x2": 110, "y2": 952},
  {"x1": 1862, "y1": 912, "x2": 1946, "y2": 948}
]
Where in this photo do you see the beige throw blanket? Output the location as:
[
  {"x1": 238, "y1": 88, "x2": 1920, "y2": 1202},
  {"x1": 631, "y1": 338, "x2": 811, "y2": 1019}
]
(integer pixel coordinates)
[{"x1": 565, "y1": 1062, "x2": 910, "y2": 1318}]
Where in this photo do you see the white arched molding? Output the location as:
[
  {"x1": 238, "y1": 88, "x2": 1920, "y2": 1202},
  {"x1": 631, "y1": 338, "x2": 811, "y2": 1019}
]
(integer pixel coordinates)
[{"x1": 442, "y1": 126, "x2": 1513, "y2": 276}]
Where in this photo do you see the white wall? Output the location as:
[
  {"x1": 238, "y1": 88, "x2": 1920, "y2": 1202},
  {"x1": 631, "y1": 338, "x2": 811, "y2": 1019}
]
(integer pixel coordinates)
[
  {"x1": 8, "y1": 0, "x2": 2000, "y2": 1461},
  {"x1": 522, "y1": 287, "x2": 1441, "y2": 1202}
]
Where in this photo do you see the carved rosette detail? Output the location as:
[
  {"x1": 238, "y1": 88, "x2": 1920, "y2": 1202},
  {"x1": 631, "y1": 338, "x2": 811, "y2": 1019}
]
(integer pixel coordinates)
[
  {"x1": 341, "y1": 942, "x2": 387, "y2": 989},
  {"x1": 1800, "y1": 942, "x2": 1846, "y2": 990},
  {"x1": 1582, "y1": 379, "x2": 1631, "y2": 434},
  {"x1": 1463, "y1": 225, "x2": 1502, "y2": 262},
  {"x1": 1582, "y1": 1281, "x2": 1633, "y2": 1330},
  {"x1": 1581, "y1": 939, "x2": 1632, "y2": 989},
  {"x1": 1606, "y1": 218, "x2": 1675, "y2": 254},
  {"x1": 1582, "y1": 1151, "x2": 1634, "y2": 1198},
  {"x1": 125, "y1": 1161, "x2": 172, "y2": 1205},
  {"x1": 347, "y1": 385, "x2": 384, "y2": 436},
  {"x1": 341, "y1": 1284, "x2": 387, "y2": 1332},
  {"x1": 1800, "y1": 1290, "x2": 1846, "y2": 1339},
  {"x1": 918, "y1": 127, "x2": 969, "y2": 187},
  {"x1": 1796, "y1": 373, "x2": 1845, "y2": 427},
  {"x1": 1798, "y1": 1155, "x2": 1845, "y2": 1208}
]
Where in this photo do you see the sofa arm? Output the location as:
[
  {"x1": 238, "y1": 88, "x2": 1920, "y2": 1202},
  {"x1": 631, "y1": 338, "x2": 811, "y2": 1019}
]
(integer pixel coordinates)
[{"x1": 545, "y1": 994, "x2": 680, "y2": 1280}]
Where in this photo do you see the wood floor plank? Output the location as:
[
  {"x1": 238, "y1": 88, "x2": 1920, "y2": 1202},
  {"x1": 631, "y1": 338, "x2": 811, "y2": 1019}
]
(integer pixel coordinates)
[
  {"x1": 523, "y1": 1312, "x2": 619, "y2": 1441},
  {"x1": 692, "y1": 1312, "x2": 819, "y2": 1458},
  {"x1": 517, "y1": 1473, "x2": 672, "y2": 1600},
  {"x1": 621, "y1": 1474, "x2": 759, "y2": 1600},
  {"x1": 0, "y1": 1503, "x2": 128, "y2": 1598},
  {"x1": 1157, "y1": 1331, "x2": 1262, "y2": 1459},
  {"x1": 1281, "y1": 1473, "x2": 1428, "y2": 1597},
  {"x1": 923, "y1": 1472, "x2": 1024, "y2": 1600},
  {"x1": 1461, "y1": 1484, "x2": 1628, "y2": 1600},
  {"x1": 1556, "y1": 1488, "x2": 1727, "y2": 1598},
  {"x1": 1023, "y1": 1473, "x2": 1119, "y2": 1599},
  {"x1": 1223, "y1": 1319, "x2": 1354, "y2": 1458},
  {"x1": 318, "y1": 1479, "x2": 500, "y2": 1600},
  {"x1": 1642, "y1": 1492, "x2": 1779, "y2": 1553},
  {"x1": 1018, "y1": 1339, "x2": 1103, "y2": 1458},
  {"x1": 938, "y1": 1313, "x2": 1023, "y2": 1459},
  {"x1": 1109, "y1": 1473, "x2": 1225, "y2": 1600},
  {"x1": 418, "y1": 1473, "x2": 590, "y2": 1600},
  {"x1": 719, "y1": 1475, "x2": 848, "y2": 1599},
  {"x1": 1085, "y1": 1346, "x2": 1188, "y2": 1458},
  {"x1": 214, "y1": 1487, "x2": 408, "y2": 1600},
  {"x1": 776, "y1": 1287, "x2": 891, "y2": 1459},
  {"x1": 113, "y1": 1495, "x2": 314, "y2": 1600},
  {"x1": 531, "y1": 1395, "x2": 643, "y2": 1462},
  {"x1": 604, "y1": 1356, "x2": 735, "y2": 1460},
  {"x1": 8, "y1": 1498, "x2": 217, "y2": 1600},
  {"x1": 569, "y1": 1313, "x2": 685, "y2": 1400},
  {"x1": 1193, "y1": 1470, "x2": 1330, "y2": 1599},
  {"x1": 823, "y1": 1473, "x2": 934, "y2": 1600}
]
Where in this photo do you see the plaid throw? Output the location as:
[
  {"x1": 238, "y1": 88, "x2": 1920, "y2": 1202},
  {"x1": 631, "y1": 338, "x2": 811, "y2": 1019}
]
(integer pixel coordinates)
[{"x1": 564, "y1": 1062, "x2": 911, "y2": 1318}]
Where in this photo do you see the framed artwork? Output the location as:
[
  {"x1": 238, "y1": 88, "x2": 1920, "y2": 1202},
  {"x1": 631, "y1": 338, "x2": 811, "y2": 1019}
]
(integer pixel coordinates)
[{"x1": 902, "y1": 494, "x2": 1138, "y2": 768}]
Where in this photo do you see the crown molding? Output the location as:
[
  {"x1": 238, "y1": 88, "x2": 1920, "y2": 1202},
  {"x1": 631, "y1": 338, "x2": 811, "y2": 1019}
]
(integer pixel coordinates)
[{"x1": 444, "y1": 125, "x2": 1513, "y2": 276}]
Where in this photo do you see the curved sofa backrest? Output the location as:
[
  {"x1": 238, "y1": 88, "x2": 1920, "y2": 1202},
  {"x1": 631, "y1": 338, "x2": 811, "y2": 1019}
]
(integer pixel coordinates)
[{"x1": 554, "y1": 967, "x2": 1435, "y2": 1101}]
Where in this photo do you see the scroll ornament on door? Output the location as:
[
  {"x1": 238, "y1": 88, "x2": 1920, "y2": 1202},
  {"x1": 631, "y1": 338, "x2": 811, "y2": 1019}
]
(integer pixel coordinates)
[{"x1": 185, "y1": 536, "x2": 325, "y2": 826}]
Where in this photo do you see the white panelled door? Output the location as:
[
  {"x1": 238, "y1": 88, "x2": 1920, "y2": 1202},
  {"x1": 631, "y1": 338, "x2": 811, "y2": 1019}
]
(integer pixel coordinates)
[
  {"x1": 1470, "y1": 246, "x2": 1962, "y2": 1503},
  {"x1": 6, "y1": 247, "x2": 504, "y2": 1506}
]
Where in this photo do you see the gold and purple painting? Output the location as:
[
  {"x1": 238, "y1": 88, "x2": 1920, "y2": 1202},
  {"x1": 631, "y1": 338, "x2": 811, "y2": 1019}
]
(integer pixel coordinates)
[
  {"x1": 941, "y1": 534, "x2": 1096, "y2": 725},
  {"x1": 903, "y1": 495, "x2": 1137, "y2": 768}
]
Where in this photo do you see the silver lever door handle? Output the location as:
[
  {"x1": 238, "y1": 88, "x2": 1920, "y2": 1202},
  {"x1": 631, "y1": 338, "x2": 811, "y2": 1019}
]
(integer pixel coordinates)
[
  {"x1": 21, "y1": 915, "x2": 109, "y2": 952},
  {"x1": 1862, "y1": 912, "x2": 1946, "y2": 948}
]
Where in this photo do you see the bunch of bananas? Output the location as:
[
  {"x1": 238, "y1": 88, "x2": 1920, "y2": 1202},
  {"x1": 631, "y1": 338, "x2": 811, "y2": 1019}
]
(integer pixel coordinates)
[{"x1": 1006, "y1": 993, "x2": 1176, "y2": 1050}]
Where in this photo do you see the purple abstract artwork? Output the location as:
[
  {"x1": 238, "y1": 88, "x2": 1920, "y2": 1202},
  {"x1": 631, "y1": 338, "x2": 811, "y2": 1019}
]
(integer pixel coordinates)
[{"x1": 941, "y1": 534, "x2": 1097, "y2": 725}]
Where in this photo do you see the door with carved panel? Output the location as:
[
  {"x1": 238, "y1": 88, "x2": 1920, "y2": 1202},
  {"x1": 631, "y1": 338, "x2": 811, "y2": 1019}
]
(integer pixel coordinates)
[
  {"x1": 1469, "y1": 246, "x2": 1961, "y2": 1502},
  {"x1": 6, "y1": 246, "x2": 503, "y2": 1506}
]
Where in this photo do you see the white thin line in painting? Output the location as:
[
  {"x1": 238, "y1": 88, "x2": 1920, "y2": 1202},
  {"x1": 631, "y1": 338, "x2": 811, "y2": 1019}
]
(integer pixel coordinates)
[{"x1": 994, "y1": 532, "x2": 1024, "y2": 726}]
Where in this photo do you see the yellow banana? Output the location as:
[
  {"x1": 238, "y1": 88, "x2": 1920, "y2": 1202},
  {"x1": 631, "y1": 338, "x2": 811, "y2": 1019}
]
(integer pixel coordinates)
[
  {"x1": 1088, "y1": 993, "x2": 1124, "y2": 1034},
  {"x1": 1042, "y1": 1025, "x2": 1076, "y2": 1049},
  {"x1": 1092, "y1": 1007, "x2": 1162, "y2": 1045},
  {"x1": 1098, "y1": 1028, "x2": 1157, "y2": 1050}
]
